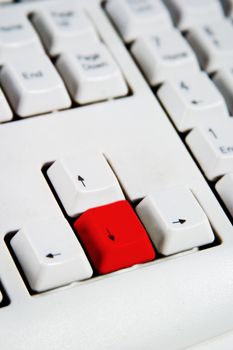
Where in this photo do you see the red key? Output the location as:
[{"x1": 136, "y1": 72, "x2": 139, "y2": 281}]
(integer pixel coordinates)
[{"x1": 73, "y1": 200, "x2": 155, "y2": 274}]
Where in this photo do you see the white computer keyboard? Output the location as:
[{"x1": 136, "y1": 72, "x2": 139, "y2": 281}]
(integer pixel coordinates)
[{"x1": 1, "y1": 0, "x2": 233, "y2": 349}]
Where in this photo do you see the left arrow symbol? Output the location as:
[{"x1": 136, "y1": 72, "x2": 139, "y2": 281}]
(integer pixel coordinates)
[
  {"x1": 46, "y1": 253, "x2": 61, "y2": 258},
  {"x1": 191, "y1": 100, "x2": 203, "y2": 105}
]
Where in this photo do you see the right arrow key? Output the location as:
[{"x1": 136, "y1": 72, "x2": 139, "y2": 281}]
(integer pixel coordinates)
[{"x1": 136, "y1": 187, "x2": 215, "y2": 256}]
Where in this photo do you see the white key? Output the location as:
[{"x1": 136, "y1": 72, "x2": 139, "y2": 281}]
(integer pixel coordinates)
[
  {"x1": 0, "y1": 53, "x2": 71, "y2": 117},
  {"x1": 47, "y1": 153, "x2": 125, "y2": 217},
  {"x1": 216, "y1": 173, "x2": 233, "y2": 217},
  {"x1": 32, "y1": 5, "x2": 99, "y2": 56},
  {"x1": 106, "y1": 0, "x2": 172, "y2": 43},
  {"x1": 136, "y1": 187, "x2": 214, "y2": 256},
  {"x1": 213, "y1": 65, "x2": 233, "y2": 115},
  {"x1": 0, "y1": 89, "x2": 13, "y2": 123},
  {"x1": 11, "y1": 217, "x2": 93, "y2": 292},
  {"x1": 157, "y1": 72, "x2": 228, "y2": 132},
  {"x1": 0, "y1": 13, "x2": 43, "y2": 63},
  {"x1": 131, "y1": 29, "x2": 199, "y2": 85},
  {"x1": 187, "y1": 20, "x2": 233, "y2": 73},
  {"x1": 186, "y1": 119, "x2": 233, "y2": 181},
  {"x1": 56, "y1": 43, "x2": 128, "y2": 104},
  {"x1": 163, "y1": 0, "x2": 224, "y2": 31}
]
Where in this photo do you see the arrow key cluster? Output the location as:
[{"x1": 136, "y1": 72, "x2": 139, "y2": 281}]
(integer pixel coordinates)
[{"x1": 46, "y1": 152, "x2": 155, "y2": 276}]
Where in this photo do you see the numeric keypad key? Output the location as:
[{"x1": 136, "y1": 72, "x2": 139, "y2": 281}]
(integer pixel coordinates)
[
  {"x1": 131, "y1": 29, "x2": 199, "y2": 85},
  {"x1": 163, "y1": 0, "x2": 224, "y2": 30},
  {"x1": 157, "y1": 72, "x2": 228, "y2": 131},
  {"x1": 106, "y1": 0, "x2": 172, "y2": 43},
  {"x1": 186, "y1": 119, "x2": 233, "y2": 180},
  {"x1": 187, "y1": 20, "x2": 233, "y2": 73}
]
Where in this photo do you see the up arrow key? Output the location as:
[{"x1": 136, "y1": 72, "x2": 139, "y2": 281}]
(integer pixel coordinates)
[{"x1": 47, "y1": 153, "x2": 125, "y2": 217}]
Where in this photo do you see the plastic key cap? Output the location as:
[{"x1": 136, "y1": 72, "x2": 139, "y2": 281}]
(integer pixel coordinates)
[
  {"x1": 157, "y1": 71, "x2": 228, "y2": 132},
  {"x1": 131, "y1": 28, "x2": 199, "y2": 85},
  {"x1": 47, "y1": 153, "x2": 125, "y2": 217},
  {"x1": 136, "y1": 187, "x2": 214, "y2": 256},
  {"x1": 187, "y1": 20, "x2": 233, "y2": 73},
  {"x1": 186, "y1": 119, "x2": 233, "y2": 180},
  {"x1": 106, "y1": 0, "x2": 172, "y2": 43},
  {"x1": 0, "y1": 13, "x2": 43, "y2": 64},
  {"x1": 74, "y1": 200, "x2": 156, "y2": 274},
  {"x1": 0, "y1": 53, "x2": 71, "y2": 117},
  {"x1": 163, "y1": 0, "x2": 224, "y2": 31},
  {"x1": 11, "y1": 217, "x2": 93, "y2": 292},
  {"x1": 56, "y1": 42, "x2": 128, "y2": 104},
  {"x1": 32, "y1": 4, "x2": 99, "y2": 56}
]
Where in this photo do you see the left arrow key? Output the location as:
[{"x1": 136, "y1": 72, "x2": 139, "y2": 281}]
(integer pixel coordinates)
[{"x1": 10, "y1": 217, "x2": 93, "y2": 292}]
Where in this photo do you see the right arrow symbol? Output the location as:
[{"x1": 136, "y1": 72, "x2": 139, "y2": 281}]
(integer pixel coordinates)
[{"x1": 172, "y1": 219, "x2": 186, "y2": 225}]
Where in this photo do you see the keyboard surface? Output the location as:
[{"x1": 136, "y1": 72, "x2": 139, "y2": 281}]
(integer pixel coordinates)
[{"x1": 1, "y1": 0, "x2": 233, "y2": 349}]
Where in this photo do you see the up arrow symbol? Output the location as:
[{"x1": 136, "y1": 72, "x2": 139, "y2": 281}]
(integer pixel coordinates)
[{"x1": 78, "y1": 175, "x2": 86, "y2": 187}]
